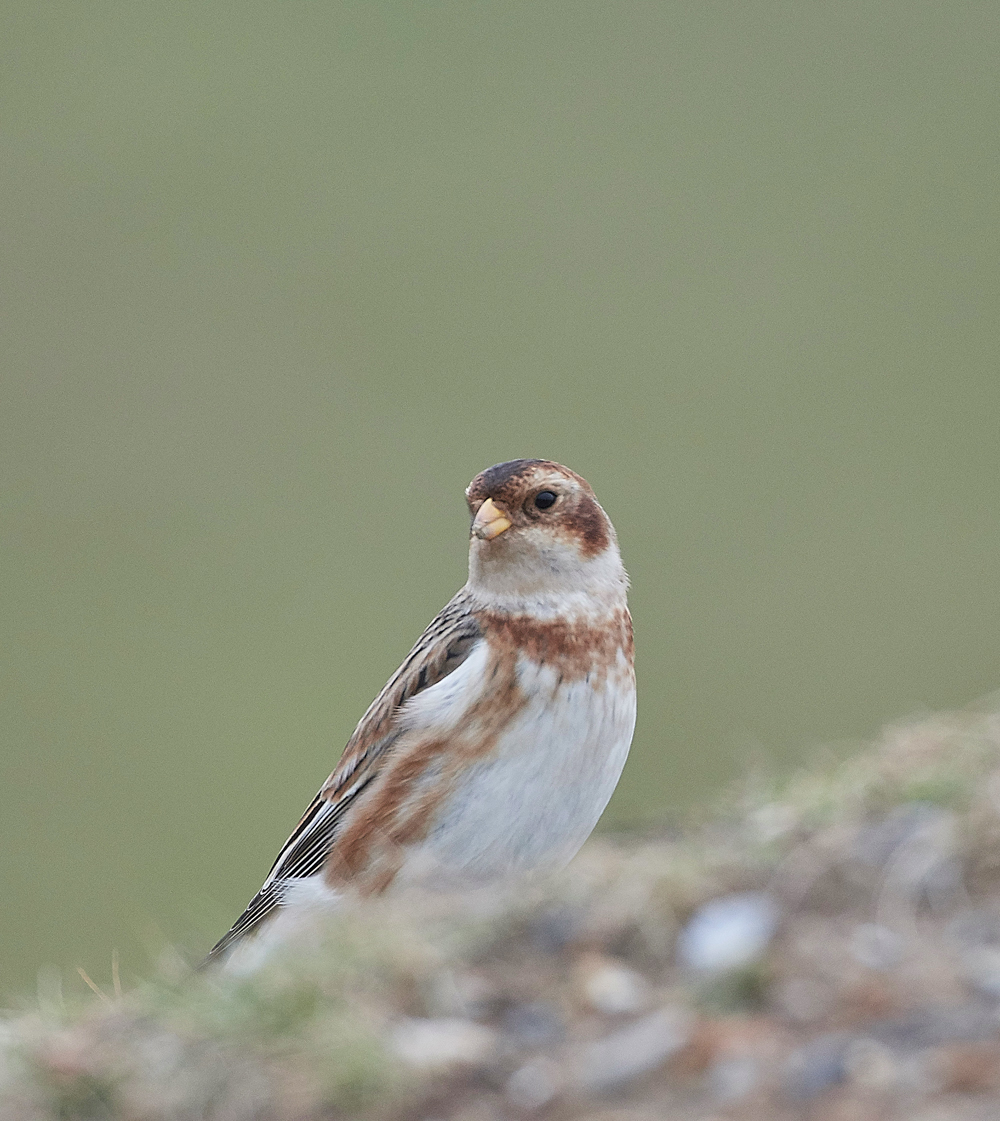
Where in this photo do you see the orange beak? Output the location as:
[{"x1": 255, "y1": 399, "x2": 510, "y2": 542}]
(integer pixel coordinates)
[{"x1": 472, "y1": 498, "x2": 512, "y2": 540}]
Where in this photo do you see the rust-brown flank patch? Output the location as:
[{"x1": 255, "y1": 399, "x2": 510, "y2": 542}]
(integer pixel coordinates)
[{"x1": 323, "y1": 646, "x2": 527, "y2": 894}]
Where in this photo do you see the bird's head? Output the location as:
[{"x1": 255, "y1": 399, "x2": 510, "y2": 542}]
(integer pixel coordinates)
[{"x1": 464, "y1": 459, "x2": 627, "y2": 615}]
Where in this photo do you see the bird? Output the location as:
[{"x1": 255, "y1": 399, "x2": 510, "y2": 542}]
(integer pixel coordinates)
[{"x1": 204, "y1": 459, "x2": 635, "y2": 965}]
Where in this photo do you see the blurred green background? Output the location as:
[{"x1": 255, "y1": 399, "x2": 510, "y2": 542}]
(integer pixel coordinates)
[{"x1": 2, "y1": 1, "x2": 998, "y2": 998}]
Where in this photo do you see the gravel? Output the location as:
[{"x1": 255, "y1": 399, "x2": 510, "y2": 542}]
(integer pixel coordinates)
[{"x1": 6, "y1": 706, "x2": 1000, "y2": 1119}]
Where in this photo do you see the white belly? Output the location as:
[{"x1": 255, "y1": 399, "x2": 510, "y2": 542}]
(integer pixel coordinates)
[
  {"x1": 398, "y1": 652, "x2": 636, "y2": 887},
  {"x1": 226, "y1": 643, "x2": 635, "y2": 973}
]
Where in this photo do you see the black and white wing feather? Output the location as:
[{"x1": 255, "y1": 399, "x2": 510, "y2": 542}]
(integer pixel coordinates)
[{"x1": 204, "y1": 590, "x2": 482, "y2": 962}]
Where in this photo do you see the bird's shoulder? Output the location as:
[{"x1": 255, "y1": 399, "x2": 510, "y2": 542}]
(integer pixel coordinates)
[{"x1": 320, "y1": 587, "x2": 485, "y2": 798}]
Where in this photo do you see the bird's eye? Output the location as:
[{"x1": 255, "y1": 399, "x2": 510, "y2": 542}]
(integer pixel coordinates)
[{"x1": 534, "y1": 490, "x2": 558, "y2": 510}]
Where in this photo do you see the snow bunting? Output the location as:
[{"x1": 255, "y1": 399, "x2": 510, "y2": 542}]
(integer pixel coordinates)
[{"x1": 205, "y1": 460, "x2": 635, "y2": 963}]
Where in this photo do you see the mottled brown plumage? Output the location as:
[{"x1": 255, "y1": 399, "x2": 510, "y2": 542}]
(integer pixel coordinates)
[
  {"x1": 465, "y1": 459, "x2": 611, "y2": 558},
  {"x1": 205, "y1": 460, "x2": 634, "y2": 966}
]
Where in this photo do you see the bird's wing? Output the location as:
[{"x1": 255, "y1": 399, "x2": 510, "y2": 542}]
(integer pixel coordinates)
[{"x1": 204, "y1": 589, "x2": 483, "y2": 962}]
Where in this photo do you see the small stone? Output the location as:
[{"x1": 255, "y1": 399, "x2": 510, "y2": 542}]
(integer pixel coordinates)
[
  {"x1": 529, "y1": 905, "x2": 583, "y2": 952},
  {"x1": 930, "y1": 1042, "x2": 1000, "y2": 1093},
  {"x1": 773, "y1": 976, "x2": 833, "y2": 1024},
  {"x1": 390, "y1": 1018, "x2": 498, "y2": 1071},
  {"x1": 429, "y1": 969, "x2": 493, "y2": 1018},
  {"x1": 867, "y1": 1002, "x2": 999, "y2": 1049},
  {"x1": 752, "y1": 802, "x2": 798, "y2": 843},
  {"x1": 708, "y1": 1055, "x2": 760, "y2": 1102},
  {"x1": 677, "y1": 893, "x2": 779, "y2": 974},
  {"x1": 783, "y1": 1033, "x2": 849, "y2": 1099},
  {"x1": 38, "y1": 1028, "x2": 96, "y2": 1079},
  {"x1": 570, "y1": 1006, "x2": 694, "y2": 1092},
  {"x1": 854, "y1": 803, "x2": 949, "y2": 867},
  {"x1": 573, "y1": 1113, "x2": 672, "y2": 1121},
  {"x1": 850, "y1": 923, "x2": 905, "y2": 970},
  {"x1": 947, "y1": 909, "x2": 1000, "y2": 997},
  {"x1": 575, "y1": 953, "x2": 650, "y2": 1015},
  {"x1": 837, "y1": 977, "x2": 897, "y2": 1024},
  {"x1": 447, "y1": 1098, "x2": 509, "y2": 1121},
  {"x1": 505, "y1": 1057, "x2": 563, "y2": 1111},
  {"x1": 500, "y1": 1001, "x2": 564, "y2": 1047},
  {"x1": 843, "y1": 1037, "x2": 899, "y2": 1090}
]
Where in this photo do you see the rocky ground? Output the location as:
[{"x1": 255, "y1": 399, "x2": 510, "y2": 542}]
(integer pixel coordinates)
[{"x1": 7, "y1": 703, "x2": 1000, "y2": 1120}]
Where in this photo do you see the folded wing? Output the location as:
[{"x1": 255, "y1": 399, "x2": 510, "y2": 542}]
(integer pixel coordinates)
[{"x1": 203, "y1": 590, "x2": 482, "y2": 962}]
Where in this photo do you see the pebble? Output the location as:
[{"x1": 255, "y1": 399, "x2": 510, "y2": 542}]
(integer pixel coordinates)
[
  {"x1": 390, "y1": 1018, "x2": 498, "y2": 1071},
  {"x1": 931, "y1": 1041, "x2": 1000, "y2": 1093},
  {"x1": 575, "y1": 953, "x2": 650, "y2": 1015},
  {"x1": 708, "y1": 1055, "x2": 760, "y2": 1102},
  {"x1": 843, "y1": 1037, "x2": 900, "y2": 1090},
  {"x1": 947, "y1": 909, "x2": 1000, "y2": 997},
  {"x1": 429, "y1": 969, "x2": 493, "y2": 1018},
  {"x1": 677, "y1": 893, "x2": 779, "y2": 974},
  {"x1": 773, "y1": 976, "x2": 833, "y2": 1023},
  {"x1": 505, "y1": 1057, "x2": 563, "y2": 1111},
  {"x1": 500, "y1": 1001, "x2": 564, "y2": 1047},
  {"x1": 850, "y1": 923, "x2": 905, "y2": 970},
  {"x1": 571, "y1": 1006, "x2": 694, "y2": 1093},
  {"x1": 529, "y1": 905, "x2": 583, "y2": 952},
  {"x1": 853, "y1": 803, "x2": 948, "y2": 867},
  {"x1": 783, "y1": 1033, "x2": 849, "y2": 1099},
  {"x1": 751, "y1": 802, "x2": 798, "y2": 843},
  {"x1": 870, "y1": 1004, "x2": 1000, "y2": 1049}
]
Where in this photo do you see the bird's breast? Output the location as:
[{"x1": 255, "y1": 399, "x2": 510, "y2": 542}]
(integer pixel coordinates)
[
  {"x1": 404, "y1": 647, "x2": 636, "y2": 886},
  {"x1": 475, "y1": 606, "x2": 634, "y2": 688},
  {"x1": 325, "y1": 608, "x2": 635, "y2": 894}
]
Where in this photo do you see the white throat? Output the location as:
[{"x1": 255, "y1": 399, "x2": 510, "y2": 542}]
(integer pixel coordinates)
[{"x1": 466, "y1": 535, "x2": 628, "y2": 621}]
